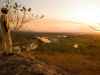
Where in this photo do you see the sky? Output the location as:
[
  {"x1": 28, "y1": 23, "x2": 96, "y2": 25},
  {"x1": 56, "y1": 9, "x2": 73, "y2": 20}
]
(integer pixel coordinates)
[{"x1": 1, "y1": 0, "x2": 100, "y2": 33}]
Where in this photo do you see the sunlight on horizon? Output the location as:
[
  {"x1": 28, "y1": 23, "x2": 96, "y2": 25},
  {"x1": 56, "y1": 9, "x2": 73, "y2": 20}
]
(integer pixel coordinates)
[
  {"x1": 68, "y1": 5, "x2": 100, "y2": 24},
  {"x1": 1, "y1": 0, "x2": 100, "y2": 32},
  {"x1": 57, "y1": 2, "x2": 100, "y2": 25}
]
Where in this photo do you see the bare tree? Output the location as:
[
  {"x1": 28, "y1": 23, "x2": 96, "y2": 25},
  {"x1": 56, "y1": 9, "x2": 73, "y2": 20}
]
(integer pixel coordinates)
[
  {"x1": 1, "y1": 0, "x2": 44, "y2": 32},
  {"x1": 89, "y1": 23, "x2": 100, "y2": 31}
]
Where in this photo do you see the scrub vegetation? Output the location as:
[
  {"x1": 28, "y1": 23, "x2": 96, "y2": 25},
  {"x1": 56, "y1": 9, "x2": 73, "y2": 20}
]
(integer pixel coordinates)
[{"x1": 1, "y1": 32, "x2": 99, "y2": 75}]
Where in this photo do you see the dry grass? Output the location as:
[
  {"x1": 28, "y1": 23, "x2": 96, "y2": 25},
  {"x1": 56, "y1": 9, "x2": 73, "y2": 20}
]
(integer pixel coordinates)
[
  {"x1": 32, "y1": 52, "x2": 100, "y2": 75},
  {"x1": 0, "y1": 46, "x2": 100, "y2": 75}
]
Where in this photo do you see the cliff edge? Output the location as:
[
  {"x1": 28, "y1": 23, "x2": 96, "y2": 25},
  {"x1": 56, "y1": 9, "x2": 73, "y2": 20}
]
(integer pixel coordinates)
[{"x1": 0, "y1": 52, "x2": 69, "y2": 75}]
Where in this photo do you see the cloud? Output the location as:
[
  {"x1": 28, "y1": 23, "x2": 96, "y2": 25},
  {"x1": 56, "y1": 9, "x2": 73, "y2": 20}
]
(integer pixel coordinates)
[{"x1": 25, "y1": 19, "x2": 95, "y2": 32}]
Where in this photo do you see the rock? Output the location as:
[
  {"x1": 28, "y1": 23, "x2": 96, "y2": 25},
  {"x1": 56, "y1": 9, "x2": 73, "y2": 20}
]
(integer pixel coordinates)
[{"x1": 0, "y1": 52, "x2": 69, "y2": 75}]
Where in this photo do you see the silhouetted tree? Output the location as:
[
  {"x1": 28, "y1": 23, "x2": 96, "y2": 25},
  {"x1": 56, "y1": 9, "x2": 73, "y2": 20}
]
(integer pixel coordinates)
[
  {"x1": 1, "y1": 0, "x2": 44, "y2": 32},
  {"x1": 89, "y1": 23, "x2": 100, "y2": 31}
]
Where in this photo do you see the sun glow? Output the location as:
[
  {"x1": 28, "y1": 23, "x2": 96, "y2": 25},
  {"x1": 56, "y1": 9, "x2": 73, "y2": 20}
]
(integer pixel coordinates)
[
  {"x1": 7, "y1": 0, "x2": 100, "y2": 32},
  {"x1": 67, "y1": 4, "x2": 100, "y2": 24}
]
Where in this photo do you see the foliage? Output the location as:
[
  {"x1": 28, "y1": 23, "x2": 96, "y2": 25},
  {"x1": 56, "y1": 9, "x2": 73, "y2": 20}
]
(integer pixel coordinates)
[
  {"x1": 10, "y1": 32, "x2": 36, "y2": 46},
  {"x1": 1, "y1": 32, "x2": 100, "y2": 56},
  {"x1": 1, "y1": 0, "x2": 44, "y2": 32},
  {"x1": 0, "y1": 32, "x2": 100, "y2": 75},
  {"x1": 34, "y1": 34, "x2": 100, "y2": 56}
]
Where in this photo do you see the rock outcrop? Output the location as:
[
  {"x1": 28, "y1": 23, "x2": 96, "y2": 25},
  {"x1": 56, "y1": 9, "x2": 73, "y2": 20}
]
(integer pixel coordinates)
[{"x1": 0, "y1": 52, "x2": 69, "y2": 75}]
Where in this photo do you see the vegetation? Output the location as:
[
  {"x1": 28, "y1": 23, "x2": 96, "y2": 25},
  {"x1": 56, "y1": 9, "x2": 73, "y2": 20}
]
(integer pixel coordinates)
[
  {"x1": 4, "y1": 32, "x2": 100, "y2": 56},
  {"x1": 31, "y1": 33, "x2": 100, "y2": 56},
  {"x1": 0, "y1": 0, "x2": 44, "y2": 32},
  {"x1": 33, "y1": 53, "x2": 100, "y2": 75},
  {"x1": 0, "y1": 32, "x2": 100, "y2": 75},
  {"x1": 26, "y1": 32, "x2": 100, "y2": 75},
  {"x1": 0, "y1": 0, "x2": 99, "y2": 75}
]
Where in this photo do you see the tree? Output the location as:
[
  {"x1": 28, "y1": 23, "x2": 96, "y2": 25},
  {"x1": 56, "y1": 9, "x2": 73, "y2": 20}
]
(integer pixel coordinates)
[
  {"x1": 1, "y1": 0, "x2": 44, "y2": 32},
  {"x1": 89, "y1": 23, "x2": 100, "y2": 31}
]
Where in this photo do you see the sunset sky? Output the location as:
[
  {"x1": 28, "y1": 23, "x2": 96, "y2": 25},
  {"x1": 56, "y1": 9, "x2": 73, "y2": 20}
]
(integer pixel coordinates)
[{"x1": 1, "y1": 0, "x2": 100, "y2": 33}]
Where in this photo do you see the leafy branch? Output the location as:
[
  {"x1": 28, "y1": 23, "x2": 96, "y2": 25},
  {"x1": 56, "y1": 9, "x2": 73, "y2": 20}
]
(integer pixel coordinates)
[{"x1": 2, "y1": 0, "x2": 44, "y2": 32}]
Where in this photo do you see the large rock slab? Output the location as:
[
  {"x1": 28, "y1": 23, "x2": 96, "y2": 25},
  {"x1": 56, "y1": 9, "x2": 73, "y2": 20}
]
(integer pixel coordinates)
[{"x1": 0, "y1": 52, "x2": 69, "y2": 75}]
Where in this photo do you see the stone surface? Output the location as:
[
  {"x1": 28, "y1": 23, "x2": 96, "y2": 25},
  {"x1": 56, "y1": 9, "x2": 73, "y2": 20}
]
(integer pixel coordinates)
[{"x1": 0, "y1": 52, "x2": 69, "y2": 75}]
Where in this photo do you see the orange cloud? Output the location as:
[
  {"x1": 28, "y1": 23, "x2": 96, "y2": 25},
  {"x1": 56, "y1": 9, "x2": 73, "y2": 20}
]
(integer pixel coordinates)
[{"x1": 24, "y1": 19, "x2": 96, "y2": 33}]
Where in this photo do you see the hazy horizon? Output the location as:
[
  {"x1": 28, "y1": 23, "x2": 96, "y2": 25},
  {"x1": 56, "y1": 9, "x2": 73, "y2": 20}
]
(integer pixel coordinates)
[{"x1": 1, "y1": 0, "x2": 100, "y2": 33}]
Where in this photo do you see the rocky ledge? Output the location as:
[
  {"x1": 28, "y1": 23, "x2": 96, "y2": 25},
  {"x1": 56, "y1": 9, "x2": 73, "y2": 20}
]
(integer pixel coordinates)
[{"x1": 0, "y1": 52, "x2": 69, "y2": 75}]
